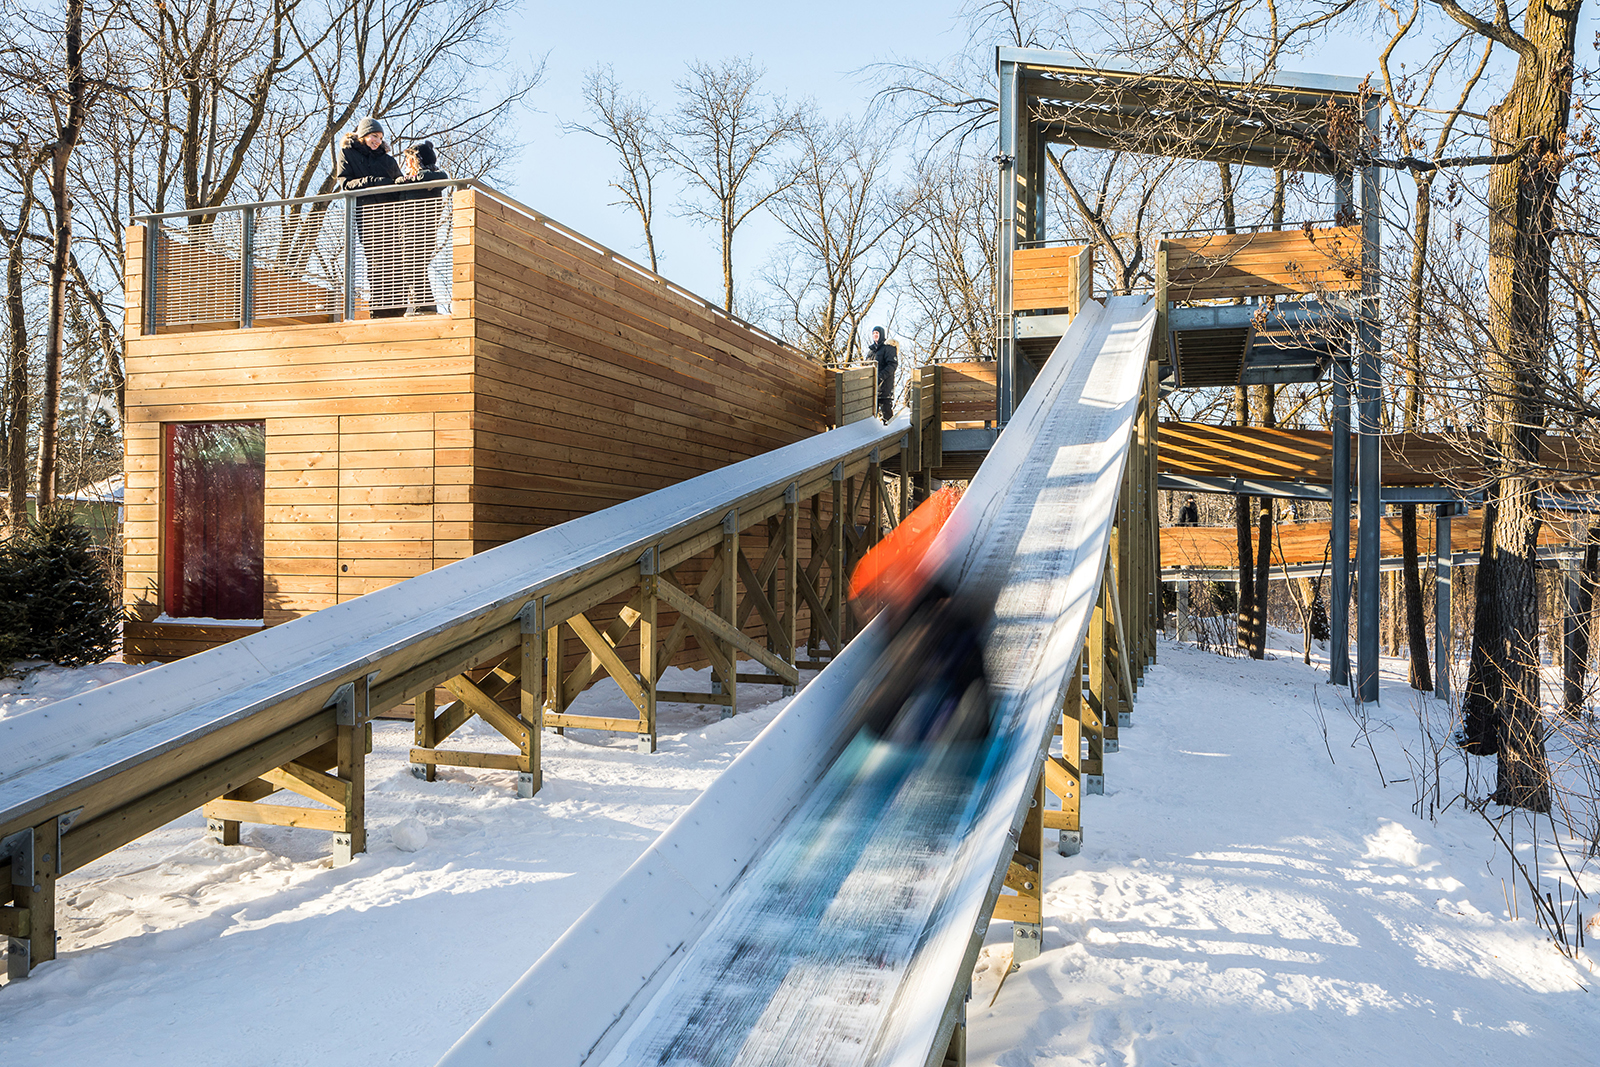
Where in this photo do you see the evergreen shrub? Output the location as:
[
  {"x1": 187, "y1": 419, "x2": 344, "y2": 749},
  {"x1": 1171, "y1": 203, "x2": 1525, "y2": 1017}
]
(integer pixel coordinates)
[{"x1": 0, "y1": 509, "x2": 121, "y2": 669}]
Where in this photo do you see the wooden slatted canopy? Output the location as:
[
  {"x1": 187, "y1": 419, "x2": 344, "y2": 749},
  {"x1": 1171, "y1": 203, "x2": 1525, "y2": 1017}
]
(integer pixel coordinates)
[
  {"x1": 1158, "y1": 422, "x2": 1600, "y2": 491},
  {"x1": 1160, "y1": 422, "x2": 1423, "y2": 485},
  {"x1": 1009, "y1": 49, "x2": 1370, "y2": 174},
  {"x1": 1163, "y1": 516, "x2": 1570, "y2": 570}
]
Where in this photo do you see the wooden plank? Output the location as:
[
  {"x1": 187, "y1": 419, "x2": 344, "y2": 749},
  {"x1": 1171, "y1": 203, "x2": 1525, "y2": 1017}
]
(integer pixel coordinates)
[
  {"x1": 57, "y1": 713, "x2": 340, "y2": 870},
  {"x1": 654, "y1": 575, "x2": 800, "y2": 685},
  {"x1": 408, "y1": 747, "x2": 524, "y2": 771},
  {"x1": 541, "y1": 712, "x2": 647, "y2": 732},
  {"x1": 202, "y1": 798, "x2": 345, "y2": 832},
  {"x1": 441, "y1": 675, "x2": 532, "y2": 746},
  {"x1": 260, "y1": 761, "x2": 351, "y2": 809}
]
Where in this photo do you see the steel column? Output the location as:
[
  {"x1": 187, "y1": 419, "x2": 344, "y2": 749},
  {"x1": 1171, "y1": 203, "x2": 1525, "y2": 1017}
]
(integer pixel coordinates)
[
  {"x1": 996, "y1": 52, "x2": 1020, "y2": 426},
  {"x1": 1355, "y1": 153, "x2": 1383, "y2": 704},
  {"x1": 240, "y1": 205, "x2": 255, "y2": 328}
]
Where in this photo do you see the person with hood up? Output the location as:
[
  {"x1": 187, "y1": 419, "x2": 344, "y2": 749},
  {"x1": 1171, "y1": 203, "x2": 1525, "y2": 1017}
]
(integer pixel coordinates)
[
  {"x1": 867, "y1": 325, "x2": 897, "y2": 422},
  {"x1": 1177, "y1": 495, "x2": 1199, "y2": 526},
  {"x1": 333, "y1": 116, "x2": 405, "y2": 317},
  {"x1": 395, "y1": 141, "x2": 450, "y2": 315}
]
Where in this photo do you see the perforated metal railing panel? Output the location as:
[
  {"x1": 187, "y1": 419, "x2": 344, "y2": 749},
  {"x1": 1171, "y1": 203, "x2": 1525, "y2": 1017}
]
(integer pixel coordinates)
[
  {"x1": 155, "y1": 216, "x2": 243, "y2": 326},
  {"x1": 151, "y1": 190, "x2": 455, "y2": 328}
]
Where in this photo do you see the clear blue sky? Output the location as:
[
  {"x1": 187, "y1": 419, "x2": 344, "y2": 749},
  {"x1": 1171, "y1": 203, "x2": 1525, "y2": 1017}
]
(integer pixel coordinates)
[
  {"x1": 495, "y1": 2, "x2": 1593, "y2": 316},
  {"x1": 500, "y1": 1, "x2": 975, "y2": 311}
]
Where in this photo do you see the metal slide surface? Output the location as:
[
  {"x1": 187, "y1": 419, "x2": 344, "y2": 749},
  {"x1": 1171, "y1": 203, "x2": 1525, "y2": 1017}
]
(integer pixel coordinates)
[{"x1": 440, "y1": 296, "x2": 1157, "y2": 1067}]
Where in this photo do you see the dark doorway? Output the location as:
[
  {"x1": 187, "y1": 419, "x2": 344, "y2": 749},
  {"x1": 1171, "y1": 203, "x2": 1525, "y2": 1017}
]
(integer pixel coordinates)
[{"x1": 163, "y1": 421, "x2": 266, "y2": 620}]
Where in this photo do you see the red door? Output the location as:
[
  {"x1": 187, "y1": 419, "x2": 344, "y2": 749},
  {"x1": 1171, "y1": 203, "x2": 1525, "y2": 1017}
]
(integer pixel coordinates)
[{"x1": 163, "y1": 422, "x2": 266, "y2": 620}]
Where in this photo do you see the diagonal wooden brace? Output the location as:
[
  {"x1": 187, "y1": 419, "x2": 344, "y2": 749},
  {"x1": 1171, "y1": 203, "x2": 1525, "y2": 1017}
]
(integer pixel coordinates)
[{"x1": 655, "y1": 574, "x2": 800, "y2": 685}]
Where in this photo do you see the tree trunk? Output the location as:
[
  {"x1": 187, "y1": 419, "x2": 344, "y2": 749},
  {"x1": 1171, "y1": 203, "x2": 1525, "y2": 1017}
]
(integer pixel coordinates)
[
  {"x1": 1251, "y1": 495, "x2": 1271, "y2": 658},
  {"x1": 34, "y1": 0, "x2": 88, "y2": 513},
  {"x1": 1233, "y1": 384, "x2": 1254, "y2": 651},
  {"x1": 2, "y1": 187, "x2": 33, "y2": 528},
  {"x1": 1400, "y1": 504, "x2": 1433, "y2": 690},
  {"x1": 1459, "y1": 1, "x2": 1580, "y2": 813},
  {"x1": 1398, "y1": 171, "x2": 1433, "y2": 691},
  {"x1": 1249, "y1": 382, "x2": 1276, "y2": 659}
]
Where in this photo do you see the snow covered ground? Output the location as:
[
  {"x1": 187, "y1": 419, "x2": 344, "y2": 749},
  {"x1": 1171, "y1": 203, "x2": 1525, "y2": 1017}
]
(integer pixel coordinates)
[
  {"x1": 2, "y1": 633, "x2": 1597, "y2": 1065},
  {"x1": 970, "y1": 630, "x2": 1600, "y2": 1066}
]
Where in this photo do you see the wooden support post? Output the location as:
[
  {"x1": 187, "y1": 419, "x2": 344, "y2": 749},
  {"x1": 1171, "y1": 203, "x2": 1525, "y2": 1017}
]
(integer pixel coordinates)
[
  {"x1": 1103, "y1": 566, "x2": 1138, "y2": 733},
  {"x1": 4, "y1": 820, "x2": 58, "y2": 980},
  {"x1": 783, "y1": 483, "x2": 799, "y2": 695},
  {"x1": 1177, "y1": 580, "x2": 1191, "y2": 642},
  {"x1": 639, "y1": 552, "x2": 659, "y2": 752},
  {"x1": 1052, "y1": 656, "x2": 1083, "y2": 856},
  {"x1": 1562, "y1": 555, "x2": 1589, "y2": 719},
  {"x1": 519, "y1": 600, "x2": 544, "y2": 792},
  {"x1": 1102, "y1": 536, "x2": 1124, "y2": 748},
  {"x1": 718, "y1": 511, "x2": 739, "y2": 717},
  {"x1": 545, "y1": 622, "x2": 566, "y2": 734},
  {"x1": 868, "y1": 450, "x2": 883, "y2": 549},
  {"x1": 998, "y1": 774, "x2": 1045, "y2": 961},
  {"x1": 413, "y1": 687, "x2": 437, "y2": 782},
  {"x1": 899, "y1": 434, "x2": 911, "y2": 521},
  {"x1": 1143, "y1": 362, "x2": 1159, "y2": 666},
  {"x1": 1117, "y1": 464, "x2": 1135, "y2": 689},
  {"x1": 1084, "y1": 615, "x2": 1106, "y2": 794},
  {"x1": 831, "y1": 464, "x2": 846, "y2": 651},
  {"x1": 332, "y1": 675, "x2": 369, "y2": 865}
]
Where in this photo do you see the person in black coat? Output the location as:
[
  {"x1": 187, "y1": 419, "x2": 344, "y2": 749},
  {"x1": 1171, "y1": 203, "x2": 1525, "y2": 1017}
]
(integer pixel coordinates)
[
  {"x1": 333, "y1": 117, "x2": 405, "y2": 317},
  {"x1": 1177, "y1": 495, "x2": 1199, "y2": 526},
  {"x1": 867, "y1": 325, "x2": 897, "y2": 421},
  {"x1": 396, "y1": 141, "x2": 450, "y2": 314}
]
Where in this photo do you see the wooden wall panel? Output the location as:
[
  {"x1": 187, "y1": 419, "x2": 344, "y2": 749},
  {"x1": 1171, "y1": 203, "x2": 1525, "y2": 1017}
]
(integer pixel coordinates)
[
  {"x1": 121, "y1": 294, "x2": 471, "y2": 659},
  {"x1": 461, "y1": 188, "x2": 830, "y2": 556}
]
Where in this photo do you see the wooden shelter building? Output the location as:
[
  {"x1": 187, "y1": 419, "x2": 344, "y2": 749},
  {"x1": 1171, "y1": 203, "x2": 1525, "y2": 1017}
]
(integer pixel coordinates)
[{"x1": 121, "y1": 185, "x2": 832, "y2": 662}]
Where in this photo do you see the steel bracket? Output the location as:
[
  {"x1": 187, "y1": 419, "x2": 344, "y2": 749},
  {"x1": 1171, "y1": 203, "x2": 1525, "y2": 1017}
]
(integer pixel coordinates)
[{"x1": 1, "y1": 829, "x2": 32, "y2": 887}]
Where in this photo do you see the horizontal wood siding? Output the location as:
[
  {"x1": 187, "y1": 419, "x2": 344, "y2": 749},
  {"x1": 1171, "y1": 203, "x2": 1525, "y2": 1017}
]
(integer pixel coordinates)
[
  {"x1": 939, "y1": 362, "x2": 998, "y2": 427},
  {"x1": 461, "y1": 188, "x2": 829, "y2": 547},
  {"x1": 1162, "y1": 515, "x2": 1567, "y2": 571},
  {"x1": 1162, "y1": 226, "x2": 1361, "y2": 302},
  {"x1": 1013, "y1": 245, "x2": 1090, "y2": 312}
]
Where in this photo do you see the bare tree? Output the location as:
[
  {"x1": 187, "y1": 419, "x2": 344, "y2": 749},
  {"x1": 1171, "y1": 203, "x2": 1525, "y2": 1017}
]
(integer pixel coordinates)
[
  {"x1": 1378, "y1": 9, "x2": 1495, "y2": 693},
  {"x1": 665, "y1": 56, "x2": 800, "y2": 315},
  {"x1": 1425, "y1": 0, "x2": 1586, "y2": 814},
  {"x1": 567, "y1": 65, "x2": 664, "y2": 273},
  {"x1": 902, "y1": 155, "x2": 996, "y2": 365},
  {"x1": 0, "y1": 155, "x2": 40, "y2": 527},
  {"x1": 762, "y1": 113, "x2": 926, "y2": 365},
  {"x1": 0, "y1": 0, "x2": 117, "y2": 511}
]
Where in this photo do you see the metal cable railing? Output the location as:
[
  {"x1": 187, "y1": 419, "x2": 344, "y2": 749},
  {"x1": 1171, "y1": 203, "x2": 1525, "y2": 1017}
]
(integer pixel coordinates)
[{"x1": 140, "y1": 180, "x2": 463, "y2": 331}]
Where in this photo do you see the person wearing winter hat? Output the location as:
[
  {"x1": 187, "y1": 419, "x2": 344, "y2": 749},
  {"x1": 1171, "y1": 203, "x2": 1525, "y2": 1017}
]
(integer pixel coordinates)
[
  {"x1": 866, "y1": 325, "x2": 898, "y2": 422},
  {"x1": 333, "y1": 117, "x2": 405, "y2": 317},
  {"x1": 395, "y1": 141, "x2": 451, "y2": 314}
]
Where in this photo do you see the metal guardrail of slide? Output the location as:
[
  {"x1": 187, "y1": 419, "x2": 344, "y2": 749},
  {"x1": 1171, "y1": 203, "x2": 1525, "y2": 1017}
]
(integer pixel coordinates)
[{"x1": 1, "y1": 414, "x2": 914, "y2": 981}]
